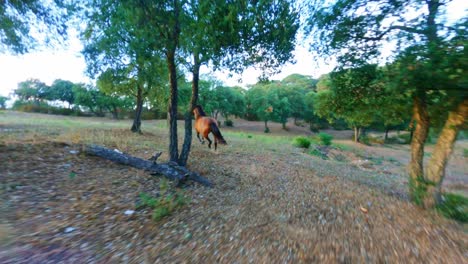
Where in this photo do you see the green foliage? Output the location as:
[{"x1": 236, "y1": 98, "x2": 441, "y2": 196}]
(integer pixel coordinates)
[
  {"x1": 11, "y1": 100, "x2": 84, "y2": 116},
  {"x1": 73, "y1": 84, "x2": 133, "y2": 118},
  {"x1": 14, "y1": 79, "x2": 48, "y2": 101},
  {"x1": 68, "y1": 172, "x2": 76, "y2": 179},
  {"x1": 463, "y1": 149, "x2": 468, "y2": 158},
  {"x1": 292, "y1": 136, "x2": 311, "y2": 149},
  {"x1": 436, "y1": 193, "x2": 468, "y2": 223},
  {"x1": 317, "y1": 133, "x2": 333, "y2": 146},
  {"x1": 0, "y1": 0, "x2": 72, "y2": 54},
  {"x1": 0, "y1": 96, "x2": 8, "y2": 109},
  {"x1": 309, "y1": 148, "x2": 327, "y2": 160},
  {"x1": 137, "y1": 179, "x2": 189, "y2": 222},
  {"x1": 245, "y1": 82, "x2": 291, "y2": 128},
  {"x1": 198, "y1": 80, "x2": 246, "y2": 120},
  {"x1": 409, "y1": 177, "x2": 436, "y2": 207},
  {"x1": 46, "y1": 79, "x2": 75, "y2": 106}
]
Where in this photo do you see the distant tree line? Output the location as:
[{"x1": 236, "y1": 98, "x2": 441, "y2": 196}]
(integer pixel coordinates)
[{"x1": 9, "y1": 70, "x2": 417, "y2": 145}]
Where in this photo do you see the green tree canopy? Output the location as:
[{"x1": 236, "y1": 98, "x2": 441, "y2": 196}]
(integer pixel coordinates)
[
  {"x1": 46, "y1": 79, "x2": 75, "y2": 107},
  {"x1": 14, "y1": 79, "x2": 48, "y2": 101},
  {"x1": 0, "y1": 0, "x2": 73, "y2": 54},
  {"x1": 0, "y1": 96, "x2": 8, "y2": 109}
]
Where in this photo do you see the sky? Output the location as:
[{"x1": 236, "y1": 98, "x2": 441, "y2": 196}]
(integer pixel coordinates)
[{"x1": 0, "y1": 1, "x2": 466, "y2": 98}]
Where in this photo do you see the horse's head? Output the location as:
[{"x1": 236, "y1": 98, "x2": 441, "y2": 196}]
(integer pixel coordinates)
[{"x1": 193, "y1": 105, "x2": 206, "y2": 117}]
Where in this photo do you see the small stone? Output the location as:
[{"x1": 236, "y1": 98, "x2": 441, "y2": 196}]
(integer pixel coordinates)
[
  {"x1": 69, "y1": 150, "x2": 79, "y2": 154},
  {"x1": 124, "y1": 210, "x2": 135, "y2": 215},
  {"x1": 64, "y1": 227, "x2": 76, "y2": 233}
]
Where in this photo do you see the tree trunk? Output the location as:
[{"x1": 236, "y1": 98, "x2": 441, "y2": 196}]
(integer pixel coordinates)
[
  {"x1": 408, "y1": 95, "x2": 430, "y2": 203},
  {"x1": 384, "y1": 128, "x2": 390, "y2": 141},
  {"x1": 353, "y1": 126, "x2": 360, "y2": 142},
  {"x1": 111, "y1": 106, "x2": 118, "y2": 120},
  {"x1": 84, "y1": 144, "x2": 212, "y2": 187},
  {"x1": 167, "y1": 52, "x2": 179, "y2": 163},
  {"x1": 166, "y1": 0, "x2": 181, "y2": 163},
  {"x1": 179, "y1": 54, "x2": 200, "y2": 166},
  {"x1": 131, "y1": 85, "x2": 143, "y2": 133},
  {"x1": 423, "y1": 98, "x2": 468, "y2": 208},
  {"x1": 264, "y1": 120, "x2": 270, "y2": 133}
]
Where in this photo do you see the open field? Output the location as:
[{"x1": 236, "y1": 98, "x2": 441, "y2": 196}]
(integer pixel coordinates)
[{"x1": 1, "y1": 111, "x2": 467, "y2": 263}]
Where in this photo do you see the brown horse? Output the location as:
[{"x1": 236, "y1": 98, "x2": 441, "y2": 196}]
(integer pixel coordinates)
[{"x1": 193, "y1": 105, "x2": 227, "y2": 150}]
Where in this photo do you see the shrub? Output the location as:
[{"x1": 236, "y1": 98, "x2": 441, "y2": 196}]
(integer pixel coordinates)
[
  {"x1": 264, "y1": 127, "x2": 270, "y2": 133},
  {"x1": 463, "y1": 148, "x2": 468, "y2": 158},
  {"x1": 436, "y1": 193, "x2": 468, "y2": 223},
  {"x1": 292, "y1": 136, "x2": 311, "y2": 148},
  {"x1": 224, "y1": 119, "x2": 233, "y2": 127},
  {"x1": 11, "y1": 100, "x2": 84, "y2": 116},
  {"x1": 317, "y1": 132, "x2": 333, "y2": 146}
]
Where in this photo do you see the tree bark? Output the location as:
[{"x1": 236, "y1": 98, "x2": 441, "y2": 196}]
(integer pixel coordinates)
[
  {"x1": 167, "y1": 51, "x2": 179, "y2": 163},
  {"x1": 179, "y1": 53, "x2": 200, "y2": 166},
  {"x1": 166, "y1": 0, "x2": 181, "y2": 163},
  {"x1": 353, "y1": 126, "x2": 360, "y2": 142},
  {"x1": 423, "y1": 98, "x2": 468, "y2": 208},
  {"x1": 408, "y1": 95, "x2": 430, "y2": 201},
  {"x1": 84, "y1": 144, "x2": 212, "y2": 187},
  {"x1": 131, "y1": 85, "x2": 143, "y2": 133}
]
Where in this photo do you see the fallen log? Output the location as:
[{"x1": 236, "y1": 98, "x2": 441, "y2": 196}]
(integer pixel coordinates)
[{"x1": 84, "y1": 144, "x2": 213, "y2": 187}]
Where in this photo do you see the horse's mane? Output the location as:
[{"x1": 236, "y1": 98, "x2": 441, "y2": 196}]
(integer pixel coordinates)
[{"x1": 194, "y1": 105, "x2": 206, "y2": 116}]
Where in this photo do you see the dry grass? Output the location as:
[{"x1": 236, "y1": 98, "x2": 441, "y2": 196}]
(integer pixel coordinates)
[{"x1": 0, "y1": 111, "x2": 467, "y2": 263}]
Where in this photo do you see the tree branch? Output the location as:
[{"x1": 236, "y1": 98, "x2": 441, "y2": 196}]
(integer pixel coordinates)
[{"x1": 358, "y1": 25, "x2": 426, "y2": 41}]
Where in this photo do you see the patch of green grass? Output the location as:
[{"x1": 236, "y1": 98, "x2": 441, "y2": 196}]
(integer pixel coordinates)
[
  {"x1": 332, "y1": 143, "x2": 353, "y2": 152},
  {"x1": 292, "y1": 136, "x2": 311, "y2": 149},
  {"x1": 136, "y1": 179, "x2": 190, "y2": 221},
  {"x1": 463, "y1": 148, "x2": 468, "y2": 158},
  {"x1": 309, "y1": 148, "x2": 327, "y2": 159},
  {"x1": 68, "y1": 171, "x2": 77, "y2": 179},
  {"x1": 368, "y1": 156, "x2": 384, "y2": 165},
  {"x1": 436, "y1": 193, "x2": 468, "y2": 223}
]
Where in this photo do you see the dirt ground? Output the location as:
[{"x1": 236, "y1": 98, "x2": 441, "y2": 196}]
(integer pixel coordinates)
[{"x1": 0, "y1": 112, "x2": 467, "y2": 263}]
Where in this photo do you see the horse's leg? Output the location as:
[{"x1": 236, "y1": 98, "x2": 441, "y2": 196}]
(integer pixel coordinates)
[
  {"x1": 197, "y1": 132, "x2": 204, "y2": 144},
  {"x1": 205, "y1": 135, "x2": 212, "y2": 149},
  {"x1": 214, "y1": 137, "x2": 218, "y2": 151}
]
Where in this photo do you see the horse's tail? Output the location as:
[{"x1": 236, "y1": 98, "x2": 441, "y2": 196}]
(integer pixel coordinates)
[{"x1": 210, "y1": 122, "x2": 227, "y2": 145}]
